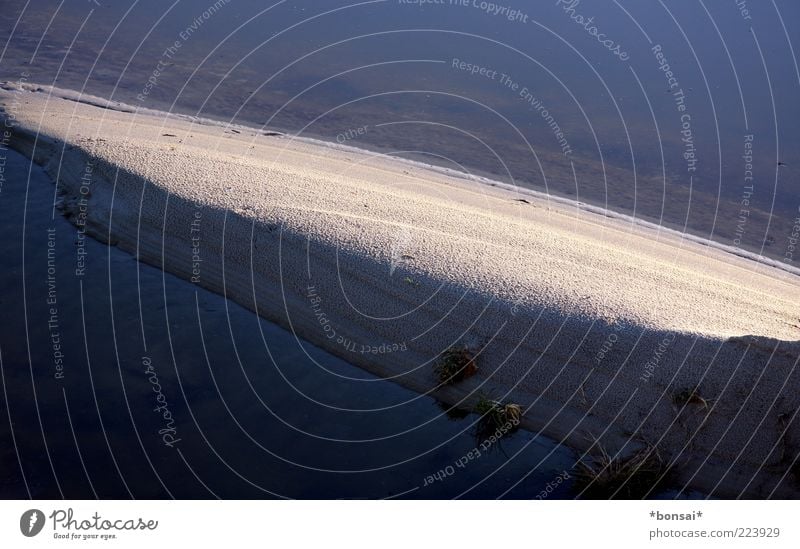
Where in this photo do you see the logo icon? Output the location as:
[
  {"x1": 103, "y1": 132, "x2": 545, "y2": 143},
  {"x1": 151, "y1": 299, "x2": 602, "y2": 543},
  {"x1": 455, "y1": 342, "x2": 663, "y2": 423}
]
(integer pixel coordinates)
[{"x1": 20, "y1": 509, "x2": 45, "y2": 537}]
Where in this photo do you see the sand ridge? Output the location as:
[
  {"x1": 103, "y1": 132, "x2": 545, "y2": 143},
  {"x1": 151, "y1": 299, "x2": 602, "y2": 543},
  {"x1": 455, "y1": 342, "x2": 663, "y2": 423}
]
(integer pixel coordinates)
[{"x1": 3, "y1": 85, "x2": 799, "y2": 497}]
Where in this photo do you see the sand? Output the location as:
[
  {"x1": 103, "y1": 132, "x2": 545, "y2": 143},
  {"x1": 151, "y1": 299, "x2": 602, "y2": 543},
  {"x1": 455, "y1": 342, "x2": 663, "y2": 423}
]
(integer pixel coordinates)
[{"x1": 2, "y1": 82, "x2": 799, "y2": 498}]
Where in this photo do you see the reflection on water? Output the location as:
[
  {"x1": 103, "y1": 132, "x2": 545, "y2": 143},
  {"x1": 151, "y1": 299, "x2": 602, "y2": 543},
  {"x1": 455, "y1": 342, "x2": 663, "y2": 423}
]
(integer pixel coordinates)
[{"x1": 1, "y1": 0, "x2": 799, "y2": 261}]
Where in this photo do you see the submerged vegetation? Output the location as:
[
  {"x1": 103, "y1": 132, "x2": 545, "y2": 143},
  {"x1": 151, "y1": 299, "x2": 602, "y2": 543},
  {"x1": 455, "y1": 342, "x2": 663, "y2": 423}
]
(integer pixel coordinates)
[
  {"x1": 474, "y1": 395, "x2": 521, "y2": 442},
  {"x1": 574, "y1": 444, "x2": 669, "y2": 499},
  {"x1": 434, "y1": 346, "x2": 478, "y2": 385},
  {"x1": 475, "y1": 395, "x2": 521, "y2": 428}
]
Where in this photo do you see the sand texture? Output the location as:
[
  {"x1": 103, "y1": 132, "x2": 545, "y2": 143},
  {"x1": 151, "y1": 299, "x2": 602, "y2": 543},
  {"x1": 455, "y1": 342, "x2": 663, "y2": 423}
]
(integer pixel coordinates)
[{"x1": 3, "y1": 83, "x2": 799, "y2": 498}]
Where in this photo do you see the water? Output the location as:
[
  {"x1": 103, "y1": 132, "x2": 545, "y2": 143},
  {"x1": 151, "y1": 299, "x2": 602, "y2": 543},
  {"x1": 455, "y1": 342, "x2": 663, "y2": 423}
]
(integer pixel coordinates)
[
  {"x1": 3, "y1": 0, "x2": 794, "y2": 498},
  {"x1": 0, "y1": 148, "x2": 577, "y2": 498},
  {"x1": 2, "y1": 0, "x2": 798, "y2": 259}
]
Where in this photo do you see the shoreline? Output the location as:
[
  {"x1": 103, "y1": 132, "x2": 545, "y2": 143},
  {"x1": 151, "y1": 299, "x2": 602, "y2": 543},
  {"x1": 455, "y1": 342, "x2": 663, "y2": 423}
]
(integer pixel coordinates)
[
  {"x1": 0, "y1": 145, "x2": 583, "y2": 499},
  {"x1": 6, "y1": 80, "x2": 798, "y2": 279},
  {"x1": 2, "y1": 83, "x2": 799, "y2": 498}
]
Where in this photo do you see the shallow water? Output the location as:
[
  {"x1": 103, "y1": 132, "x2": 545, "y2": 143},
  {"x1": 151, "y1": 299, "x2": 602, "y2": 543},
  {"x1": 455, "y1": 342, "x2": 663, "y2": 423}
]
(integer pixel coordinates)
[
  {"x1": 1, "y1": 0, "x2": 799, "y2": 260},
  {"x1": 0, "y1": 148, "x2": 582, "y2": 498}
]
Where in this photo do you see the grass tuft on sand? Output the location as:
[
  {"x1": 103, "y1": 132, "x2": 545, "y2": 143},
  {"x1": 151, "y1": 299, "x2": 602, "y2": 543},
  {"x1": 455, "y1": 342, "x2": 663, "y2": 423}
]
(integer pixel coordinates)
[
  {"x1": 434, "y1": 346, "x2": 478, "y2": 385},
  {"x1": 574, "y1": 444, "x2": 670, "y2": 499},
  {"x1": 474, "y1": 395, "x2": 521, "y2": 442}
]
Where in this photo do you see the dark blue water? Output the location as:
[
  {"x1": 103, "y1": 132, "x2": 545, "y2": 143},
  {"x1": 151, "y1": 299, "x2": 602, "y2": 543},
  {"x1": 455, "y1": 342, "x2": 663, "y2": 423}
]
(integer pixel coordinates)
[
  {"x1": 2, "y1": 0, "x2": 798, "y2": 259},
  {"x1": 0, "y1": 148, "x2": 579, "y2": 498},
  {"x1": 2, "y1": 0, "x2": 795, "y2": 499}
]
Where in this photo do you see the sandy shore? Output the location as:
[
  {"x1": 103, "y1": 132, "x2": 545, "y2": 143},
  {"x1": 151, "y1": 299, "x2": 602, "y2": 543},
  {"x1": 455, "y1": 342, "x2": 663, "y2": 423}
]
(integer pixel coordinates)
[{"x1": 2, "y1": 83, "x2": 799, "y2": 498}]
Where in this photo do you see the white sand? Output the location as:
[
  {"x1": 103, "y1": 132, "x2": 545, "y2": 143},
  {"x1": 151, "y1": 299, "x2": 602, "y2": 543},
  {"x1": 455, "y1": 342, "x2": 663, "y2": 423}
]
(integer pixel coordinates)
[{"x1": 3, "y1": 83, "x2": 799, "y2": 497}]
